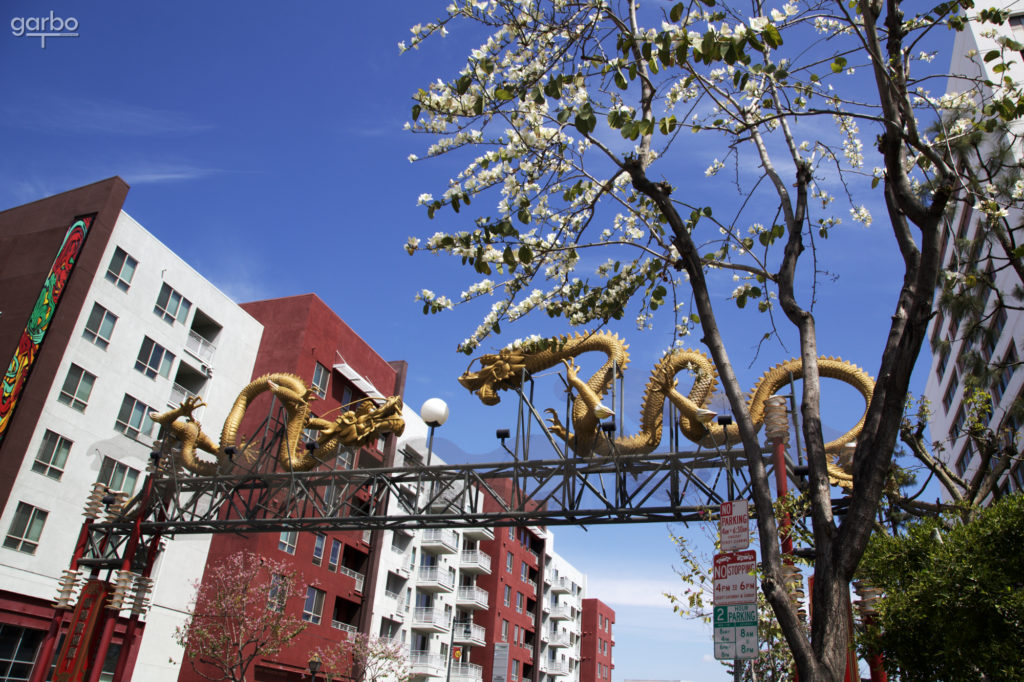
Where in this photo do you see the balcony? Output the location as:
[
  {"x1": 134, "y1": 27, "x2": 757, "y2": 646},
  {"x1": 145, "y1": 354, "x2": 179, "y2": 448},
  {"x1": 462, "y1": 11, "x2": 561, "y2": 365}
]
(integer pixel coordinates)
[
  {"x1": 411, "y1": 607, "x2": 451, "y2": 633},
  {"x1": 522, "y1": 577, "x2": 537, "y2": 594},
  {"x1": 184, "y1": 329, "x2": 216, "y2": 363},
  {"x1": 449, "y1": 662, "x2": 484, "y2": 682},
  {"x1": 549, "y1": 604, "x2": 572, "y2": 621},
  {"x1": 331, "y1": 620, "x2": 358, "y2": 635},
  {"x1": 338, "y1": 566, "x2": 365, "y2": 593},
  {"x1": 459, "y1": 550, "x2": 492, "y2": 574},
  {"x1": 547, "y1": 631, "x2": 571, "y2": 648},
  {"x1": 421, "y1": 529, "x2": 459, "y2": 554},
  {"x1": 550, "y1": 576, "x2": 571, "y2": 594},
  {"x1": 526, "y1": 547, "x2": 540, "y2": 563},
  {"x1": 452, "y1": 621, "x2": 487, "y2": 646},
  {"x1": 462, "y1": 526, "x2": 494, "y2": 542},
  {"x1": 427, "y1": 482, "x2": 464, "y2": 511},
  {"x1": 167, "y1": 383, "x2": 201, "y2": 409},
  {"x1": 384, "y1": 589, "x2": 407, "y2": 621},
  {"x1": 455, "y1": 586, "x2": 489, "y2": 610},
  {"x1": 409, "y1": 650, "x2": 445, "y2": 677},
  {"x1": 542, "y1": 659, "x2": 569, "y2": 675},
  {"x1": 416, "y1": 566, "x2": 455, "y2": 593}
]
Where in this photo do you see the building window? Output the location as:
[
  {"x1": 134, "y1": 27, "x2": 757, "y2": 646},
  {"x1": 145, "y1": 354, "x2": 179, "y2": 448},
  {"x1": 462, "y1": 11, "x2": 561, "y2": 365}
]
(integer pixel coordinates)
[
  {"x1": 58, "y1": 364, "x2": 95, "y2": 412},
  {"x1": 3, "y1": 502, "x2": 48, "y2": 554},
  {"x1": 506, "y1": 551, "x2": 514, "y2": 572},
  {"x1": 114, "y1": 395, "x2": 155, "y2": 440},
  {"x1": 98, "y1": 457, "x2": 140, "y2": 496},
  {"x1": 951, "y1": 405, "x2": 967, "y2": 440},
  {"x1": 501, "y1": 620, "x2": 509, "y2": 641},
  {"x1": 504, "y1": 585, "x2": 511, "y2": 606},
  {"x1": 312, "y1": 534, "x2": 326, "y2": 566},
  {"x1": 942, "y1": 374, "x2": 959, "y2": 412},
  {"x1": 135, "y1": 337, "x2": 175, "y2": 379},
  {"x1": 82, "y1": 303, "x2": 117, "y2": 350},
  {"x1": 508, "y1": 526, "x2": 515, "y2": 541},
  {"x1": 268, "y1": 574, "x2": 286, "y2": 612},
  {"x1": 302, "y1": 586, "x2": 325, "y2": 624},
  {"x1": 521, "y1": 561, "x2": 529, "y2": 580},
  {"x1": 328, "y1": 539, "x2": 342, "y2": 572},
  {"x1": 311, "y1": 362, "x2": 329, "y2": 399},
  {"x1": 279, "y1": 530, "x2": 298, "y2": 554},
  {"x1": 0, "y1": 624, "x2": 46, "y2": 681},
  {"x1": 993, "y1": 346, "x2": 1017, "y2": 404},
  {"x1": 32, "y1": 430, "x2": 72, "y2": 480},
  {"x1": 514, "y1": 624, "x2": 520, "y2": 645},
  {"x1": 105, "y1": 247, "x2": 137, "y2": 291},
  {"x1": 516, "y1": 592, "x2": 523, "y2": 612},
  {"x1": 511, "y1": 659, "x2": 520, "y2": 682},
  {"x1": 154, "y1": 283, "x2": 192, "y2": 325}
]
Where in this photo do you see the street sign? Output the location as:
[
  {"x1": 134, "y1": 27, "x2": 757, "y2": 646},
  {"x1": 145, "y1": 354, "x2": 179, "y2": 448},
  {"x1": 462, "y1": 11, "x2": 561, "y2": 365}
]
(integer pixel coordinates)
[
  {"x1": 719, "y1": 500, "x2": 749, "y2": 551},
  {"x1": 713, "y1": 603, "x2": 758, "y2": 660},
  {"x1": 713, "y1": 550, "x2": 756, "y2": 605}
]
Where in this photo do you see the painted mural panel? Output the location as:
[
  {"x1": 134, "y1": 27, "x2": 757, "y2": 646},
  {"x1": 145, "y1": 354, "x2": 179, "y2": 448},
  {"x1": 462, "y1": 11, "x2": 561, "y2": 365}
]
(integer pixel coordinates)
[{"x1": 0, "y1": 214, "x2": 94, "y2": 442}]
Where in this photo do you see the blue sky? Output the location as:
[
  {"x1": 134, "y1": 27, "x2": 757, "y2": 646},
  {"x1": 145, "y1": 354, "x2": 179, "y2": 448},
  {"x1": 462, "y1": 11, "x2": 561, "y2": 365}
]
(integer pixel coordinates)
[{"x1": 2, "y1": 2, "x2": 947, "y2": 679}]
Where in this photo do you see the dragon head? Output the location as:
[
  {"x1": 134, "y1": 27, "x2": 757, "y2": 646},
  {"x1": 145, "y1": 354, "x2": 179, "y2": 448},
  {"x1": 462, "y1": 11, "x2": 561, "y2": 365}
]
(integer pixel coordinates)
[{"x1": 458, "y1": 348, "x2": 528, "y2": 405}]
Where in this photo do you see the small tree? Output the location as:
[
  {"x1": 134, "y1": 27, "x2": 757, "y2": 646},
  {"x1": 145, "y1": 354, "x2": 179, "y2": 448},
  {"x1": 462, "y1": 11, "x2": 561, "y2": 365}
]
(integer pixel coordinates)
[
  {"x1": 174, "y1": 551, "x2": 307, "y2": 682},
  {"x1": 317, "y1": 633, "x2": 412, "y2": 682},
  {"x1": 858, "y1": 494, "x2": 1024, "y2": 681}
]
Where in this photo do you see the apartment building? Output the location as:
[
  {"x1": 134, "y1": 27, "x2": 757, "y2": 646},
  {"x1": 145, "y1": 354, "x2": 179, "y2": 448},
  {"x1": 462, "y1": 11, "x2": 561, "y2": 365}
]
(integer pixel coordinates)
[
  {"x1": 922, "y1": 0, "x2": 1024, "y2": 494},
  {"x1": 368, "y1": 405, "x2": 495, "y2": 682},
  {"x1": 0, "y1": 178, "x2": 264, "y2": 681},
  {"x1": 580, "y1": 599, "x2": 615, "y2": 682},
  {"x1": 176, "y1": 294, "x2": 407, "y2": 682}
]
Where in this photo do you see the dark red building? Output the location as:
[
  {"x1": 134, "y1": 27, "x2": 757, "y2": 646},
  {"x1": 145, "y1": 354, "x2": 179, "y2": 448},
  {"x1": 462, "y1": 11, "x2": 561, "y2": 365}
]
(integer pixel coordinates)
[
  {"x1": 580, "y1": 598, "x2": 615, "y2": 682},
  {"x1": 177, "y1": 294, "x2": 407, "y2": 682}
]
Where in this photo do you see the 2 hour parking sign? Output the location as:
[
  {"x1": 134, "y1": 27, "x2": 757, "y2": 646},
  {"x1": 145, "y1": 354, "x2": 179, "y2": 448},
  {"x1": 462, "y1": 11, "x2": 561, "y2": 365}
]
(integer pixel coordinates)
[{"x1": 713, "y1": 603, "x2": 758, "y2": 660}]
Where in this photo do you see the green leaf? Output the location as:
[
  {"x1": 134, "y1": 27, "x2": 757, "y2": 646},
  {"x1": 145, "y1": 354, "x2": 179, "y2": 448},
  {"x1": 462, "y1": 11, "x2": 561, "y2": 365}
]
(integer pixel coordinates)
[
  {"x1": 411, "y1": 104, "x2": 421, "y2": 121},
  {"x1": 670, "y1": 2, "x2": 684, "y2": 22},
  {"x1": 614, "y1": 70, "x2": 628, "y2": 89},
  {"x1": 495, "y1": 88, "x2": 514, "y2": 100},
  {"x1": 503, "y1": 246, "x2": 516, "y2": 267},
  {"x1": 763, "y1": 24, "x2": 782, "y2": 48},
  {"x1": 983, "y1": 49, "x2": 1000, "y2": 62},
  {"x1": 831, "y1": 56, "x2": 847, "y2": 73},
  {"x1": 518, "y1": 246, "x2": 533, "y2": 263},
  {"x1": 456, "y1": 75, "x2": 472, "y2": 94}
]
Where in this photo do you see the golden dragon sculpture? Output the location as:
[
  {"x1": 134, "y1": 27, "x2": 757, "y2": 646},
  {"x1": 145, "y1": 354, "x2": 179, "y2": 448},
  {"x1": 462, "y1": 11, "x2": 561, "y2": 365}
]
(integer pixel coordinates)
[
  {"x1": 458, "y1": 331, "x2": 874, "y2": 488},
  {"x1": 149, "y1": 373, "x2": 405, "y2": 474}
]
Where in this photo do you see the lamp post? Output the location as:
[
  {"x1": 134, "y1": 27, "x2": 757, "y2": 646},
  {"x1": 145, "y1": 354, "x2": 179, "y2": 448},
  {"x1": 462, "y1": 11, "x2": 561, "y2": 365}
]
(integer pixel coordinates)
[
  {"x1": 308, "y1": 653, "x2": 321, "y2": 681},
  {"x1": 420, "y1": 398, "x2": 450, "y2": 467}
]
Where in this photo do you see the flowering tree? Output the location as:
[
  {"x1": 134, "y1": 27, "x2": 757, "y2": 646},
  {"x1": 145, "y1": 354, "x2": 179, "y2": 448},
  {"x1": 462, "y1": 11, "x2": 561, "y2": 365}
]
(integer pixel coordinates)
[
  {"x1": 316, "y1": 633, "x2": 412, "y2": 682},
  {"x1": 174, "y1": 551, "x2": 306, "y2": 682},
  {"x1": 402, "y1": 0, "x2": 1024, "y2": 678}
]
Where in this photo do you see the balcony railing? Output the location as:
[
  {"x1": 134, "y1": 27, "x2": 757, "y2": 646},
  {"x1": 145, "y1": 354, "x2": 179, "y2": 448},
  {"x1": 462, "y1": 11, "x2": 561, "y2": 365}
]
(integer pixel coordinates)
[
  {"x1": 452, "y1": 621, "x2": 486, "y2": 646},
  {"x1": 184, "y1": 329, "x2": 216, "y2": 363},
  {"x1": 459, "y1": 550, "x2": 492, "y2": 573},
  {"x1": 331, "y1": 620, "x2": 358, "y2": 634},
  {"x1": 543, "y1": 659, "x2": 569, "y2": 675},
  {"x1": 522, "y1": 577, "x2": 537, "y2": 593},
  {"x1": 384, "y1": 589, "x2": 407, "y2": 619},
  {"x1": 551, "y1": 576, "x2": 572, "y2": 593},
  {"x1": 167, "y1": 383, "x2": 201, "y2": 409},
  {"x1": 409, "y1": 650, "x2": 445, "y2": 676},
  {"x1": 455, "y1": 586, "x2": 489, "y2": 609},
  {"x1": 417, "y1": 566, "x2": 455, "y2": 592},
  {"x1": 411, "y1": 607, "x2": 451, "y2": 632},
  {"x1": 449, "y1": 662, "x2": 484, "y2": 681},
  {"x1": 549, "y1": 604, "x2": 572, "y2": 620},
  {"x1": 547, "y1": 630, "x2": 571, "y2": 647},
  {"x1": 421, "y1": 529, "x2": 459, "y2": 553},
  {"x1": 338, "y1": 566, "x2": 365, "y2": 592}
]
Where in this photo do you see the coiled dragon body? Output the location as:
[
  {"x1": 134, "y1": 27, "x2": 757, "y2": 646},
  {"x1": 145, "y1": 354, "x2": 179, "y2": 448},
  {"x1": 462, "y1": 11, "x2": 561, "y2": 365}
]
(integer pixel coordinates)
[
  {"x1": 150, "y1": 372, "x2": 404, "y2": 474},
  {"x1": 458, "y1": 332, "x2": 874, "y2": 488}
]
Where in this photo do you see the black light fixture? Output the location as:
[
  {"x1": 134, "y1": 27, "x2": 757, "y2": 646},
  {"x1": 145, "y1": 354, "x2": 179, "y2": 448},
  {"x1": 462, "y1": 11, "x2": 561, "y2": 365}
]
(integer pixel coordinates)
[
  {"x1": 149, "y1": 450, "x2": 161, "y2": 462},
  {"x1": 224, "y1": 446, "x2": 236, "y2": 461},
  {"x1": 304, "y1": 440, "x2": 317, "y2": 452},
  {"x1": 308, "y1": 654, "x2": 321, "y2": 679},
  {"x1": 716, "y1": 414, "x2": 734, "y2": 426},
  {"x1": 101, "y1": 488, "x2": 116, "y2": 507},
  {"x1": 496, "y1": 428, "x2": 511, "y2": 441},
  {"x1": 600, "y1": 420, "x2": 616, "y2": 434}
]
